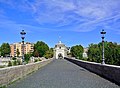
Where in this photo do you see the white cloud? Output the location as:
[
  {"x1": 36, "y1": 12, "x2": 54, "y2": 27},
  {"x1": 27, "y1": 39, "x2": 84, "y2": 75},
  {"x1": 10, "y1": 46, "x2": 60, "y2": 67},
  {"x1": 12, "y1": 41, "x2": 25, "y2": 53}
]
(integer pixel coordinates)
[
  {"x1": 31, "y1": 0, "x2": 120, "y2": 31},
  {"x1": 0, "y1": 18, "x2": 58, "y2": 34},
  {"x1": 0, "y1": 0, "x2": 120, "y2": 33}
]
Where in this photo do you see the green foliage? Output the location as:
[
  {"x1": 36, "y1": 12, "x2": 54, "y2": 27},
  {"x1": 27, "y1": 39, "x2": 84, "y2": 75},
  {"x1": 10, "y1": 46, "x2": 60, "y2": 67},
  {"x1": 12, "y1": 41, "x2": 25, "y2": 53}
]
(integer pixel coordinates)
[
  {"x1": 12, "y1": 57, "x2": 17, "y2": 60},
  {"x1": 34, "y1": 59, "x2": 38, "y2": 62},
  {"x1": 87, "y1": 44, "x2": 101, "y2": 62},
  {"x1": 12, "y1": 57, "x2": 22, "y2": 65},
  {"x1": 70, "y1": 45, "x2": 84, "y2": 59},
  {"x1": 0, "y1": 85, "x2": 6, "y2": 88},
  {"x1": 13, "y1": 60, "x2": 17, "y2": 66},
  {"x1": 24, "y1": 53, "x2": 32, "y2": 63},
  {"x1": 44, "y1": 48, "x2": 54, "y2": 59},
  {"x1": 17, "y1": 60, "x2": 21, "y2": 65},
  {"x1": 82, "y1": 57, "x2": 89, "y2": 61},
  {"x1": 33, "y1": 41, "x2": 49, "y2": 57},
  {"x1": 16, "y1": 49, "x2": 20, "y2": 57},
  {"x1": 87, "y1": 42, "x2": 120, "y2": 66},
  {"x1": 34, "y1": 50, "x2": 39, "y2": 57},
  {"x1": 8, "y1": 61, "x2": 12, "y2": 67},
  {"x1": 0, "y1": 43, "x2": 10, "y2": 57},
  {"x1": 13, "y1": 60, "x2": 22, "y2": 66},
  {"x1": 0, "y1": 66, "x2": 5, "y2": 68}
]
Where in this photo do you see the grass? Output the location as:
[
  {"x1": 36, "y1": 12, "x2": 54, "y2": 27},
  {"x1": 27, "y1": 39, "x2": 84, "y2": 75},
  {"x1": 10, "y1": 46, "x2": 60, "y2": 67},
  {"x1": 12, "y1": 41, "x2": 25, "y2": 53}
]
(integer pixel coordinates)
[{"x1": 0, "y1": 85, "x2": 6, "y2": 88}]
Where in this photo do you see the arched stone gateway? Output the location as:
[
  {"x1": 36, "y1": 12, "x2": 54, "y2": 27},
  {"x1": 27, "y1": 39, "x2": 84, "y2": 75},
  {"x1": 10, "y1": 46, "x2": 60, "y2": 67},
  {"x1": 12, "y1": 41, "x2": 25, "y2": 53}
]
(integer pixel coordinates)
[
  {"x1": 58, "y1": 53, "x2": 63, "y2": 59},
  {"x1": 54, "y1": 41, "x2": 68, "y2": 59}
]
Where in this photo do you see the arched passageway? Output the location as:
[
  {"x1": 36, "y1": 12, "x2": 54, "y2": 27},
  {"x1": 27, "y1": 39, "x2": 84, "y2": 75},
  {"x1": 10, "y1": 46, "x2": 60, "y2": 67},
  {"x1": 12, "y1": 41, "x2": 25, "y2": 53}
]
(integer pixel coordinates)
[{"x1": 58, "y1": 53, "x2": 63, "y2": 59}]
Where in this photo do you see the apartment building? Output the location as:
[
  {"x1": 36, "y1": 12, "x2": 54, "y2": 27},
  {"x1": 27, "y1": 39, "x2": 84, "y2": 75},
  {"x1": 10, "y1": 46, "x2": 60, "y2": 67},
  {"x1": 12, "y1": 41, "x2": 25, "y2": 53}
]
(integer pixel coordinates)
[{"x1": 10, "y1": 42, "x2": 34, "y2": 57}]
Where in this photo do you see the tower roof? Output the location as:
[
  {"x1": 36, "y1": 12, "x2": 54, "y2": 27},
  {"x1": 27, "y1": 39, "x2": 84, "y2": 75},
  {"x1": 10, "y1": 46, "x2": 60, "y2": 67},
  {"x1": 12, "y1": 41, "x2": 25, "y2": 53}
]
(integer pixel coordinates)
[{"x1": 55, "y1": 41, "x2": 65, "y2": 48}]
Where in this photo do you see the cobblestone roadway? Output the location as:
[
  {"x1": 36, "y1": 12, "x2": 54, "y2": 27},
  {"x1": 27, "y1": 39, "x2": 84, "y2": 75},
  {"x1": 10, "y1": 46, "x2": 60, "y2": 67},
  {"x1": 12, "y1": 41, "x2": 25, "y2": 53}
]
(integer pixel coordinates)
[{"x1": 8, "y1": 59, "x2": 119, "y2": 88}]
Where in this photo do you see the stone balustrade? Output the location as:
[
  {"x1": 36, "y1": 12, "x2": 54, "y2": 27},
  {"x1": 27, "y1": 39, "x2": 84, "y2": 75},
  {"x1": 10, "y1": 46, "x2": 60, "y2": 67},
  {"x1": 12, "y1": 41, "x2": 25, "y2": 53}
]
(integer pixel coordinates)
[
  {"x1": 65, "y1": 57, "x2": 120, "y2": 86},
  {"x1": 0, "y1": 59, "x2": 53, "y2": 87}
]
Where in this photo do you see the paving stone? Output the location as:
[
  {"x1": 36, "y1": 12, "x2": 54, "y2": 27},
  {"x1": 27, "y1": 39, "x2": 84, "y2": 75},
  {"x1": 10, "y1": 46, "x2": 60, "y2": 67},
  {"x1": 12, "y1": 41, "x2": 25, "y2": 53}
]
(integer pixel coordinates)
[{"x1": 7, "y1": 59, "x2": 120, "y2": 88}]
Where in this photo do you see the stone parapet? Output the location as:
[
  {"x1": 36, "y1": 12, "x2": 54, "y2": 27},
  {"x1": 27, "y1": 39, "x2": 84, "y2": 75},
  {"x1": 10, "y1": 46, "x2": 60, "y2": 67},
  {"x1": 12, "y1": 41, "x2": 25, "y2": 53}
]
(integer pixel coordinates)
[
  {"x1": 65, "y1": 57, "x2": 120, "y2": 86},
  {"x1": 0, "y1": 59, "x2": 53, "y2": 87}
]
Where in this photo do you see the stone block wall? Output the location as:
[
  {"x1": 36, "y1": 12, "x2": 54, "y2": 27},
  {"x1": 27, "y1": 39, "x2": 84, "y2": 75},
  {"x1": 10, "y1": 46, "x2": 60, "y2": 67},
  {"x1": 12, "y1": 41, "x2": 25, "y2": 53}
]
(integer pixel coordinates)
[
  {"x1": 65, "y1": 57, "x2": 120, "y2": 85},
  {"x1": 0, "y1": 59, "x2": 53, "y2": 87}
]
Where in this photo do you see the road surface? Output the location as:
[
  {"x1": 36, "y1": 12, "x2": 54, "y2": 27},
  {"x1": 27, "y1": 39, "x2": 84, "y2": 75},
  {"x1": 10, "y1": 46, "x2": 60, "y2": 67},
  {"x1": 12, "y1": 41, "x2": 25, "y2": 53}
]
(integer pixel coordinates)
[{"x1": 7, "y1": 59, "x2": 119, "y2": 88}]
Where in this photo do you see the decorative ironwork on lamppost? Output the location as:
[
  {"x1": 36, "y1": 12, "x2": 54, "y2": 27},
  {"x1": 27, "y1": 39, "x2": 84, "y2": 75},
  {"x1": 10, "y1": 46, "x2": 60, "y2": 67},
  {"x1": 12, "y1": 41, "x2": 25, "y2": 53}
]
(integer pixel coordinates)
[
  {"x1": 100, "y1": 29, "x2": 106, "y2": 64},
  {"x1": 20, "y1": 30, "x2": 26, "y2": 64}
]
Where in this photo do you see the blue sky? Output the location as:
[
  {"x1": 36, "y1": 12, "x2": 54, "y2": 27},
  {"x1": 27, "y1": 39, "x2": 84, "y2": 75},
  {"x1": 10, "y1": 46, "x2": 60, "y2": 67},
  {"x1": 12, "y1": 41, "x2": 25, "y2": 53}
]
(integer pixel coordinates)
[{"x1": 0, "y1": 0, "x2": 120, "y2": 48}]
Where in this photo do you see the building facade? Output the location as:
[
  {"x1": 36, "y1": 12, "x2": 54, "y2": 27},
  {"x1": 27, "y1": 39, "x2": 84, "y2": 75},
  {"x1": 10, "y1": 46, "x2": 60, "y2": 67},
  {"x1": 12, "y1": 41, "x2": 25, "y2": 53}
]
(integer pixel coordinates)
[
  {"x1": 10, "y1": 42, "x2": 34, "y2": 57},
  {"x1": 83, "y1": 48, "x2": 88, "y2": 58},
  {"x1": 54, "y1": 41, "x2": 68, "y2": 59}
]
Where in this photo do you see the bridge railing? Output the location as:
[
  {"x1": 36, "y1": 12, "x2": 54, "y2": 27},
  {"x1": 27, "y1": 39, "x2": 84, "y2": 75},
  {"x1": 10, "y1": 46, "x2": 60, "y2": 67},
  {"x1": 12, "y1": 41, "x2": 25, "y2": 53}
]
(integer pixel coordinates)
[
  {"x1": 0, "y1": 58, "x2": 53, "y2": 87},
  {"x1": 65, "y1": 57, "x2": 120, "y2": 86}
]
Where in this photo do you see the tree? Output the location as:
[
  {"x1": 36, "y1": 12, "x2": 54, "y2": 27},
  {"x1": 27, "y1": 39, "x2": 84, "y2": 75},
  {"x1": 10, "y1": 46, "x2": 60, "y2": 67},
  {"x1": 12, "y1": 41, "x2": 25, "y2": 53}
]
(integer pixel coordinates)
[
  {"x1": 12, "y1": 57, "x2": 17, "y2": 60},
  {"x1": 34, "y1": 50, "x2": 39, "y2": 57},
  {"x1": 24, "y1": 53, "x2": 32, "y2": 63},
  {"x1": 16, "y1": 48, "x2": 20, "y2": 57},
  {"x1": 70, "y1": 45, "x2": 84, "y2": 59},
  {"x1": 0, "y1": 43, "x2": 11, "y2": 57},
  {"x1": 13, "y1": 60, "x2": 17, "y2": 66},
  {"x1": 8, "y1": 61, "x2": 12, "y2": 67},
  {"x1": 87, "y1": 44, "x2": 101, "y2": 62},
  {"x1": 87, "y1": 41, "x2": 120, "y2": 66},
  {"x1": 44, "y1": 48, "x2": 54, "y2": 59},
  {"x1": 34, "y1": 41, "x2": 49, "y2": 57}
]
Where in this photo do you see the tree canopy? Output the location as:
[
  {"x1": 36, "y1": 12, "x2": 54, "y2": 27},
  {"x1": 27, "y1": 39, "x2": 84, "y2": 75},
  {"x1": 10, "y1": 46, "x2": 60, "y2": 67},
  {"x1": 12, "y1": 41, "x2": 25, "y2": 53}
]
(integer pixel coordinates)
[
  {"x1": 70, "y1": 45, "x2": 84, "y2": 59},
  {"x1": 16, "y1": 48, "x2": 20, "y2": 57},
  {"x1": 0, "y1": 43, "x2": 11, "y2": 57},
  {"x1": 44, "y1": 48, "x2": 54, "y2": 59},
  {"x1": 87, "y1": 42, "x2": 120, "y2": 65},
  {"x1": 33, "y1": 41, "x2": 49, "y2": 57}
]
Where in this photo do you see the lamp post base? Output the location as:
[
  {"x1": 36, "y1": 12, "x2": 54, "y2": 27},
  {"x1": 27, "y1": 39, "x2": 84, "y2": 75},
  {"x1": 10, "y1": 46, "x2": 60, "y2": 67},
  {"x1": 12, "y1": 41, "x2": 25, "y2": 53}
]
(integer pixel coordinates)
[{"x1": 101, "y1": 60, "x2": 105, "y2": 64}]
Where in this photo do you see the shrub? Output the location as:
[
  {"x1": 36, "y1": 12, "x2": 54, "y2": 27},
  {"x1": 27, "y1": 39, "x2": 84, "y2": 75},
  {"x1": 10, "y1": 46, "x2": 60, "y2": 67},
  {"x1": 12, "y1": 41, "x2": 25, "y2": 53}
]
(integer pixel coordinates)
[
  {"x1": 34, "y1": 59, "x2": 38, "y2": 62},
  {"x1": 24, "y1": 54, "x2": 31, "y2": 63},
  {"x1": 8, "y1": 61, "x2": 12, "y2": 67},
  {"x1": 12, "y1": 57, "x2": 17, "y2": 60},
  {"x1": 13, "y1": 60, "x2": 17, "y2": 66},
  {"x1": 0, "y1": 66, "x2": 5, "y2": 68},
  {"x1": 17, "y1": 60, "x2": 21, "y2": 65}
]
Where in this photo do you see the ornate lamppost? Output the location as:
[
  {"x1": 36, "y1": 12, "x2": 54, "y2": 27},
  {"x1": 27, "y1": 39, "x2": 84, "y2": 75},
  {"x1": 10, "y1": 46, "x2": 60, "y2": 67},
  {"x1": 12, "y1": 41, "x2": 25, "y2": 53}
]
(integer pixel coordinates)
[
  {"x1": 100, "y1": 29, "x2": 106, "y2": 64},
  {"x1": 20, "y1": 30, "x2": 26, "y2": 64}
]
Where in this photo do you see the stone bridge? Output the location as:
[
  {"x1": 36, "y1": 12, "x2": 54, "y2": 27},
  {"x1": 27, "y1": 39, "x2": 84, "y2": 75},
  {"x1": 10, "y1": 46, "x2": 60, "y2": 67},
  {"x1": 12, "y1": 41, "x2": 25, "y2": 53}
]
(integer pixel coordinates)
[{"x1": 3, "y1": 58, "x2": 119, "y2": 88}]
